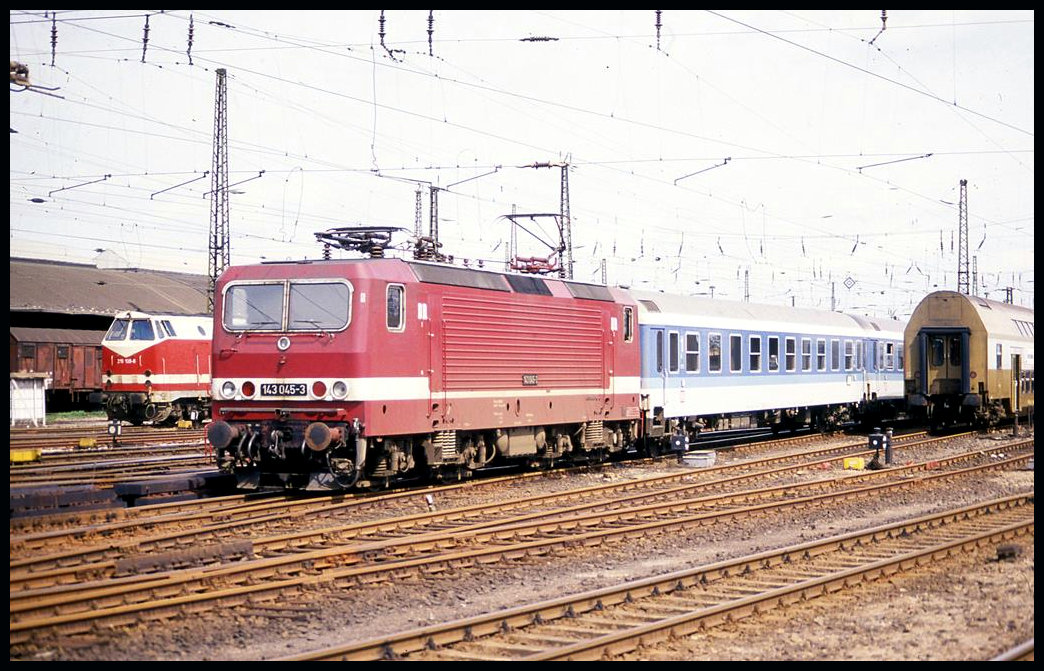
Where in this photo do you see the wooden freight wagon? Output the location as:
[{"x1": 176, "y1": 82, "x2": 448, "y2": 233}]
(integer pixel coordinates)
[{"x1": 9, "y1": 327, "x2": 106, "y2": 408}]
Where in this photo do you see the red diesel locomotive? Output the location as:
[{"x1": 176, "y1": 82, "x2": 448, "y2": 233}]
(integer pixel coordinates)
[
  {"x1": 206, "y1": 257, "x2": 642, "y2": 490},
  {"x1": 93, "y1": 311, "x2": 213, "y2": 425}
]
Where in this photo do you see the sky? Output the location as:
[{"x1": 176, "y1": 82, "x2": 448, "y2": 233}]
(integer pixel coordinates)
[{"x1": 9, "y1": 10, "x2": 1034, "y2": 320}]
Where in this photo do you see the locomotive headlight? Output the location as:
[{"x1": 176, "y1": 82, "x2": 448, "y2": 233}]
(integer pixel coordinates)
[
  {"x1": 221, "y1": 380, "x2": 238, "y2": 399},
  {"x1": 331, "y1": 381, "x2": 348, "y2": 399}
]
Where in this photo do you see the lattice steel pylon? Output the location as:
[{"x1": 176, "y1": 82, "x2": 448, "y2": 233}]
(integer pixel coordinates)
[
  {"x1": 207, "y1": 68, "x2": 230, "y2": 313},
  {"x1": 957, "y1": 178, "x2": 969, "y2": 295}
]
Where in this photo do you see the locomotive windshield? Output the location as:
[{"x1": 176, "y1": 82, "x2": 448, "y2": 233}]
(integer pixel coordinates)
[
  {"x1": 223, "y1": 280, "x2": 351, "y2": 332},
  {"x1": 104, "y1": 318, "x2": 130, "y2": 341}
]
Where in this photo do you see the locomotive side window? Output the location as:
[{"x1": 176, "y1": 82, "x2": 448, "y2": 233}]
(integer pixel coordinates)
[
  {"x1": 155, "y1": 321, "x2": 165, "y2": 339},
  {"x1": 801, "y1": 338, "x2": 812, "y2": 371},
  {"x1": 668, "y1": 332, "x2": 680, "y2": 373},
  {"x1": 785, "y1": 337, "x2": 796, "y2": 372},
  {"x1": 816, "y1": 339, "x2": 827, "y2": 371},
  {"x1": 386, "y1": 284, "x2": 405, "y2": 332},
  {"x1": 685, "y1": 332, "x2": 700, "y2": 373},
  {"x1": 623, "y1": 307, "x2": 634, "y2": 342},
  {"x1": 130, "y1": 319, "x2": 155, "y2": 341},
  {"x1": 749, "y1": 335, "x2": 761, "y2": 372},
  {"x1": 768, "y1": 336, "x2": 779, "y2": 372},
  {"x1": 225, "y1": 283, "x2": 284, "y2": 330},
  {"x1": 162, "y1": 320, "x2": 177, "y2": 337},
  {"x1": 709, "y1": 333, "x2": 722, "y2": 373},
  {"x1": 730, "y1": 334, "x2": 742, "y2": 373},
  {"x1": 105, "y1": 318, "x2": 130, "y2": 341}
]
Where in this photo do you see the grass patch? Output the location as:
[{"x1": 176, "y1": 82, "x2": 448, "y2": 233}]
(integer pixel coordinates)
[{"x1": 45, "y1": 410, "x2": 108, "y2": 423}]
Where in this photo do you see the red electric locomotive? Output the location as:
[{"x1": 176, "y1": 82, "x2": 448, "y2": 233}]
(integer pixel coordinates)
[
  {"x1": 206, "y1": 252, "x2": 642, "y2": 490},
  {"x1": 94, "y1": 311, "x2": 213, "y2": 425}
]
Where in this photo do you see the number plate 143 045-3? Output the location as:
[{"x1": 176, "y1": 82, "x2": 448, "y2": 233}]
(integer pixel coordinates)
[{"x1": 261, "y1": 383, "x2": 307, "y2": 396}]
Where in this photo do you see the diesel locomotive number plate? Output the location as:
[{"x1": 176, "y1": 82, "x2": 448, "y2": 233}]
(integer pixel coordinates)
[{"x1": 261, "y1": 383, "x2": 307, "y2": 397}]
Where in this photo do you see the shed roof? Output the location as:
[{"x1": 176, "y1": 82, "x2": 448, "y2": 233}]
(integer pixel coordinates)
[
  {"x1": 10, "y1": 258, "x2": 209, "y2": 317},
  {"x1": 10, "y1": 327, "x2": 108, "y2": 345}
]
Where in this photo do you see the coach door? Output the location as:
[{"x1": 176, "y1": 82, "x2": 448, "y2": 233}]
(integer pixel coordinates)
[
  {"x1": 918, "y1": 328, "x2": 970, "y2": 397},
  {"x1": 1011, "y1": 353, "x2": 1022, "y2": 412}
]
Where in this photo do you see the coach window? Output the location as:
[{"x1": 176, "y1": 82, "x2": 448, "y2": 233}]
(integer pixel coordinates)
[
  {"x1": 709, "y1": 333, "x2": 722, "y2": 373},
  {"x1": 288, "y1": 281, "x2": 351, "y2": 331},
  {"x1": 656, "y1": 331, "x2": 664, "y2": 373},
  {"x1": 898, "y1": 344, "x2": 904, "y2": 370},
  {"x1": 768, "y1": 336, "x2": 779, "y2": 372},
  {"x1": 844, "y1": 340, "x2": 853, "y2": 371},
  {"x1": 624, "y1": 307, "x2": 634, "y2": 342},
  {"x1": 930, "y1": 337, "x2": 945, "y2": 367},
  {"x1": 130, "y1": 319, "x2": 155, "y2": 341},
  {"x1": 948, "y1": 336, "x2": 961, "y2": 366},
  {"x1": 801, "y1": 338, "x2": 812, "y2": 371},
  {"x1": 749, "y1": 335, "x2": 761, "y2": 372},
  {"x1": 996, "y1": 344, "x2": 1003, "y2": 369},
  {"x1": 387, "y1": 284, "x2": 405, "y2": 332},
  {"x1": 730, "y1": 334, "x2": 742, "y2": 373},
  {"x1": 885, "y1": 343, "x2": 895, "y2": 370},
  {"x1": 816, "y1": 339, "x2": 827, "y2": 372},
  {"x1": 685, "y1": 332, "x2": 700, "y2": 373},
  {"x1": 668, "y1": 332, "x2": 680, "y2": 373},
  {"x1": 785, "y1": 337, "x2": 796, "y2": 372},
  {"x1": 830, "y1": 339, "x2": 840, "y2": 371}
]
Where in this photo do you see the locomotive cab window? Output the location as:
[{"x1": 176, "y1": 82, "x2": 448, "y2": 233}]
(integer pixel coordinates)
[
  {"x1": 288, "y1": 281, "x2": 350, "y2": 331},
  {"x1": 386, "y1": 284, "x2": 405, "y2": 332},
  {"x1": 130, "y1": 319, "x2": 155, "y2": 341},
  {"x1": 224, "y1": 283, "x2": 284, "y2": 331},
  {"x1": 105, "y1": 319, "x2": 130, "y2": 341},
  {"x1": 161, "y1": 320, "x2": 177, "y2": 337}
]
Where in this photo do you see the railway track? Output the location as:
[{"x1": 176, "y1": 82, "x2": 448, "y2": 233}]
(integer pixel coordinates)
[
  {"x1": 6, "y1": 430, "x2": 946, "y2": 565},
  {"x1": 279, "y1": 495, "x2": 1033, "y2": 661},
  {"x1": 9, "y1": 436, "x2": 1032, "y2": 646}
]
